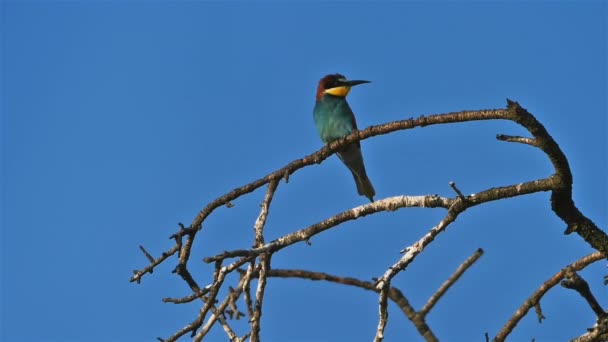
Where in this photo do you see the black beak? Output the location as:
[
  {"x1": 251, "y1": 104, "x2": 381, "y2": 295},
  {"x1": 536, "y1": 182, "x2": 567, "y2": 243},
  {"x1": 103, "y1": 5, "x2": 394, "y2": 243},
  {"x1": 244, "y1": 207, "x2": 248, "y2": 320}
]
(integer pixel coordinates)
[{"x1": 345, "y1": 80, "x2": 371, "y2": 87}]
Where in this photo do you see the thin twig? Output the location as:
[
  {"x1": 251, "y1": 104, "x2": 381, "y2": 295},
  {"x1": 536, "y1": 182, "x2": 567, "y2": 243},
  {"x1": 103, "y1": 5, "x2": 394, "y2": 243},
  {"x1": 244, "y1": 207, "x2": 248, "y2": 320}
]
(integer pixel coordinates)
[
  {"x1": 496, "y1": 134, "x2": 539, "y2": 147},
  {"x1": 250, "y1": 255, "x2": 270, "y2": 342},
  {"x1": 139, "y1": 245, "x2": 155, "y2": 263},
  {"x1": 379, "y1": 208, "x2": 458, "y2": 290},
  {"x1": 225, "y1": 286, "x2": 245, "y2": 320},
  {"x1": 162, "y1": 313, "x2": 205, "y2": 342},
  {"x1": 254, "y1": 180, "x2": 279, "y2": 247},
  {"x1": 534, "y1": 302, "x2": 545, "y2": 323},
  {"x1": 131, "y1": 245, "x2": 179, "y2": 283},
  {"x1": 381, "y1": 176, "x2": 556, "y2": 290},
  {"x1": 242, "y1": 261, "x2": 256, "y2": 319},
  {"x1": 209, "y1": 305, "x2": 240, "y2": 342},
  {"x1": 420, "y1": 248, "x2": 484, "y2": 317},
  {"x1": 187, "y1": 257, "x2": 252, "y2": 341},
  {"x1": 163, "y1": 287, "x2": 210, "y2": 304},
  {"x1": 197, "y1": 267, "x2": 252, "y2": 339},
  {"x1": 449, "y1": 181, "x2": 466, "y2": 202}
]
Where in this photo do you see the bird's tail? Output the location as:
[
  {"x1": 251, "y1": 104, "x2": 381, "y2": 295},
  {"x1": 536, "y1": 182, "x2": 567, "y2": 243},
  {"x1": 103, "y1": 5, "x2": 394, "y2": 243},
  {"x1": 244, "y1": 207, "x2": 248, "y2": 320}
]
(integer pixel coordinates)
[{"x1": 352, "y1": 171, "x2": 375, "y2": 202}]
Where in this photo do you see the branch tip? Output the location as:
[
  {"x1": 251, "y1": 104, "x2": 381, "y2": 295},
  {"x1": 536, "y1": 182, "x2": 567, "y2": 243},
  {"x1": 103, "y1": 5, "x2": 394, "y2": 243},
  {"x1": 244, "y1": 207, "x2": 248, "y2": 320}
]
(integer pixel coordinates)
[
  {"x1": 534, "y1": 302, "x2": 545, "y2": 323},
  {"x1": 420, "y1": 248, "x2": 484, "y2": 316},
  {"x1": 283, "y1": 170, "x2": 290, "y2": 183},
  {"x1": 449, "y1": 181, "x2": 466, "y2": 201},
  {"x1": 139, "y1": 245, "x2": 155, "y2": 263}
]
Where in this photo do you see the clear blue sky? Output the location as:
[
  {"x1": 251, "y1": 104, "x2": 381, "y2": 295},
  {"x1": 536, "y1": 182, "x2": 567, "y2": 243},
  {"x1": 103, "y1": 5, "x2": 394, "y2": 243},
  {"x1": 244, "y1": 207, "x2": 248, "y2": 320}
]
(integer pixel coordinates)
[{"x1": 2, "y1": 1, "x2": 606, "y2": 341}]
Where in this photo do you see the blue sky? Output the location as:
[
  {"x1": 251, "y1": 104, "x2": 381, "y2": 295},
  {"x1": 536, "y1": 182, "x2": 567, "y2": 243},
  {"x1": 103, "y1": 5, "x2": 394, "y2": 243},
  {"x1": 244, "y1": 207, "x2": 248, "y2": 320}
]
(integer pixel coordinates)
[{"x1": 2, "y1": 1, "x2": 606, "y2": 341}]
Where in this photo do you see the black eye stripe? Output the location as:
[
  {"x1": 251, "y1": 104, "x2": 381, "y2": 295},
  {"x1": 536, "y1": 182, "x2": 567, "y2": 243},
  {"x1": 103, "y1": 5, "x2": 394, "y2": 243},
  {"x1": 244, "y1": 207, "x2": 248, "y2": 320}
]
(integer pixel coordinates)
[
  {"x1": 327, "y1": 79, "x2": 341, "y2": 89},
  {"x1": 323, "y1": 74, "x2": 347, "y2": 90}
]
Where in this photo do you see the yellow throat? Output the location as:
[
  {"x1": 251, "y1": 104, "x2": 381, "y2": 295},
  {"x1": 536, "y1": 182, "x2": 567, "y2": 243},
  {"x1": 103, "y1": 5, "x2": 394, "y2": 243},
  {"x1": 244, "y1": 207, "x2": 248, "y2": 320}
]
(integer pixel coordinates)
[{"x1": 324, "y1": 86, "x2": 351, "y2": 97}]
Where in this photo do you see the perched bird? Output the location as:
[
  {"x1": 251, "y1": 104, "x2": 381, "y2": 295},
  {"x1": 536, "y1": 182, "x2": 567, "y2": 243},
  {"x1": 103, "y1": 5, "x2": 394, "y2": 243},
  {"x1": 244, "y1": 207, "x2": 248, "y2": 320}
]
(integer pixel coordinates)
[{"x1": 313, "y1": 73, "x2": 375, "y2": 202}]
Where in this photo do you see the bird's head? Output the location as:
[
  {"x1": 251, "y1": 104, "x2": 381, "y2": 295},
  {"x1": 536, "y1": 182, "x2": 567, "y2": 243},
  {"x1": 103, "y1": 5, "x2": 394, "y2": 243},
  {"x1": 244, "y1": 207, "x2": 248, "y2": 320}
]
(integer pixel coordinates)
[{"x1": 316, "y1": 74, "x2": 370, "y2": 101}]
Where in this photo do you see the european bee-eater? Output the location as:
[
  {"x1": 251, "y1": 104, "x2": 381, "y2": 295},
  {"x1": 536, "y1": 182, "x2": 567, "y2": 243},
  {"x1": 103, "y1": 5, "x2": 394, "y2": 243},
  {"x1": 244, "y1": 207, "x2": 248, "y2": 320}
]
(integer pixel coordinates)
[{"x1": 313, "y1": 73, "x2": 375, "y2": 202}]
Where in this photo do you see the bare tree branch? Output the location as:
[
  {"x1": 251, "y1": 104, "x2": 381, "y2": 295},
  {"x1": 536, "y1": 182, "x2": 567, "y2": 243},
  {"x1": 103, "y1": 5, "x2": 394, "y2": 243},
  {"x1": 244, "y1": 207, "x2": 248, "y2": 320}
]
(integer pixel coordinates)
[
  {"x1": 250, "y1": 255, "x2": 269, "y2": 342},
  {"x1": 420, "y1": 248, "x2": 484, "y2": 317},
  {"x1": 494, "y1": 252, "x2": 605, "y2": 342},
  {"x1": 208, "y1": 305, "x2": 240, "y2": 342},
  {"x1": 501, "y1": 101, "x2": 607, "y2": 252},
  {"x1": 534, "y1": 302, "x2": 545, "y2": 323},
  {"x1": 569, "y1": 315, "x2": 608, "y2": 342},
  {"x1": 242, "y1": 261, "x2": 256, "y2": 319},
  {"x1": 204, "y1": 195, "x2": 453, "y2": 263},
  {"x1": 256, "y1": 268, "x2": 438, "y2": 342},
  {"x1": 131, "y1": 245, "x2": 179, "y2": 283},
  {"x1": 374, "y1": 286, "x2": 389, "y2": 342},
  {"x1": 561, "y1": 266, "x2": 607, "y2": 319},
  {"x1": 131, "y1": 100, "x2": 607, "y2": 341},
  {"x1": 253, "y1": 180, "x2": 279, "y2": 247},
  {"x1": 163, "y1": 288, "x2": 210, "y2": 305},
  {"x1": 449, "y1": 181, "x2": 466, "y2": 202},
  {"x1": 496, "y1": 134, "x2": 539, "y2": 147},
  {"x1": 249, "y1": 180, "x2": 278, "y2": 341},
  {"x1": 197, "y1": 266, "x2": 255, "y2": 339}
]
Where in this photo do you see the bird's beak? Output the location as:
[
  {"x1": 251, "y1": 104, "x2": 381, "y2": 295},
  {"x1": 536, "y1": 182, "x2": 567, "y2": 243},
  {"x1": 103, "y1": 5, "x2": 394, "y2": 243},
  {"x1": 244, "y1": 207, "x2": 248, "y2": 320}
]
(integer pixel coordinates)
[
  {"x1": 324, "y1": 79, "x2": 370, "y2": 97},
  {"x1": 345, "y1": 80, "x2": 370, "y2": 87}
]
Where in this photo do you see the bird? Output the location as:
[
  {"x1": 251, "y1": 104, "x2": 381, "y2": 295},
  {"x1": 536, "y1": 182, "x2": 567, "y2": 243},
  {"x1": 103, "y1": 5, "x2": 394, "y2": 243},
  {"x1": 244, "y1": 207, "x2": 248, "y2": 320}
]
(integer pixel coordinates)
[{"x1": 313, "y1": 73, "x2": 375, "y2": 202}]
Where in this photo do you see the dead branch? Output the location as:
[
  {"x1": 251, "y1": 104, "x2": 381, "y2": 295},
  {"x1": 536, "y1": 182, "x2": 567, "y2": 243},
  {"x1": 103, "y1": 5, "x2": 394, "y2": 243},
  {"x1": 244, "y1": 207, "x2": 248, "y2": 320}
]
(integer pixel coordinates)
[
  {"x1": 494, "y1": 251, "x2": 605, "y2": 342},
  {"x1": 420, "y1": 248, "x2": 484, "y2": 317},
  {"x1": 131, "y1": 100, "x2": 607, "y2": 341}
]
